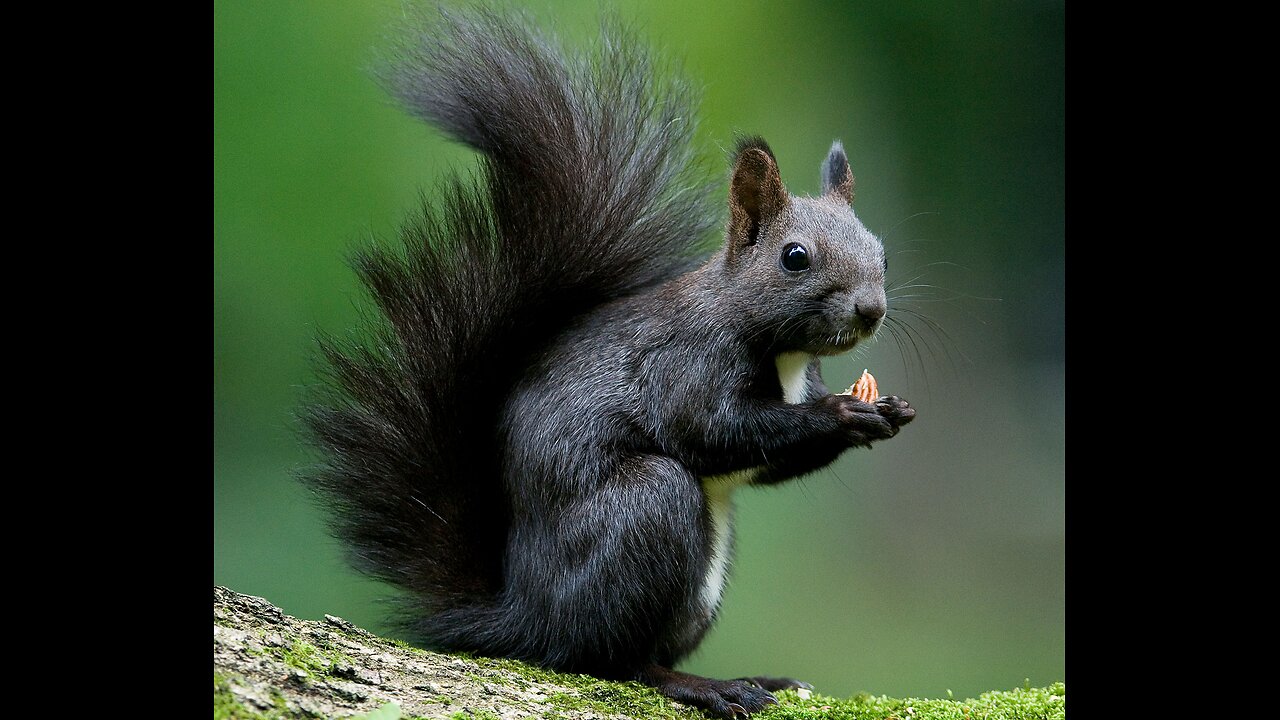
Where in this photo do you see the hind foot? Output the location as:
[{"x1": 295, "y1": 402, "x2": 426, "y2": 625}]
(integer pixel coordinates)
[{"x1": 639, "y1": 665, "x2": 779, "y2": 718}]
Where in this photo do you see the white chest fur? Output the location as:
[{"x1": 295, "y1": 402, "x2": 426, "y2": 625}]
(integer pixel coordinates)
[
  {"x1": 695, "y1": 352, "x2": 815, "y2": 618},
  {"x1": 775, "y1": 351, "x2": 814, "y2": 405}
]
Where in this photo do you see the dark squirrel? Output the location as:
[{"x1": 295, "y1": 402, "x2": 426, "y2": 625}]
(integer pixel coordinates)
[{"x1": 301, "y1": 6, "x2": 915, "y2": 718}]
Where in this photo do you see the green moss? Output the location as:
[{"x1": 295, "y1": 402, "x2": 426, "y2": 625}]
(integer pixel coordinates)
[
  {"x1": 269, "y1": 689, "x2": 300, "y2": 718},
  {"x1": 276, "y1": 639, "x2": 326, "y2": 676},
  {"x1": 451, "y1": 654, "x2": 696, "y2": 719},
  {"x1": 347, "y1": 702, "x2": 402, "y2": 720},
  {"x1": 384, "y1": 637, "x2": 429, "y2": 655},
  {"x1": 450, "y1": 653, "x2": 1065, "y2": 720},
  {"x1": 214, "y1": 672, "x2": 277, "y2": 720},
  {"x1": 754, "y1": 682, "x2": 1066, "y2": 720},
  {"x1": 259, "y1": 637, "x2": 354, "y2": 680},
  {"x1": 540, "y1": 682, "x2": 686, "y2": 718},
  {"x1": 215, "y1": 672, "x2": 254, "y2": 720}
]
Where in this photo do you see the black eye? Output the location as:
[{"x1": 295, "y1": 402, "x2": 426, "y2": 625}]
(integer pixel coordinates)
[
  {"x1": 781, "y1": 243, "x2": 810, "y2": 272},
  {"x1": 882, "y1": 255, "x2": 889, "y2": 273}
]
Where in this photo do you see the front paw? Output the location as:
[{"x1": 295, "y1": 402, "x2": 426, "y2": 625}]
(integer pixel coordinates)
[
  {"x1": 874, "y1": 395, "x2": 915, "y2": 434},
  {"x1": 819, "y1": 394, "x2": 896, "y2": 445}
]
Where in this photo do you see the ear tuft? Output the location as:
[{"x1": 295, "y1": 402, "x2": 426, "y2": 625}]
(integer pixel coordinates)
[
  {"x1": 734, "y1": 135, "x2": 777, "y2": 165},
  {"x1": 821, "y1": 140, "x2": 855, "y2": 205}
]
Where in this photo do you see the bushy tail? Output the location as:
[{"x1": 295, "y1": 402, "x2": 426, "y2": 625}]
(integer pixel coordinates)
[{"x1": 300, "y1": 4, "x2": 717, "y2": 639}]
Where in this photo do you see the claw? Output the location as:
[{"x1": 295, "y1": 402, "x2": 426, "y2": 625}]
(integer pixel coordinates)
[{"x1": 727, "y1": 702, "x2": 748, "y2": 718}]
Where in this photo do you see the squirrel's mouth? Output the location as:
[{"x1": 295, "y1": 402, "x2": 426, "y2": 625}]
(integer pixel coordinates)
[
  {"x1": 817, "y1": 333, "x2": 861, "y2": 356},
  {"x1": 816, "y1": 321, "x2": 880, "y2": 356}
]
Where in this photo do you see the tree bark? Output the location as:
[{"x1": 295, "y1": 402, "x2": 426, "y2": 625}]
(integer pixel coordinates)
[
  {"x1": 213, "y1": 585, "x2": 696, "y2": 720},
  {"x1": 213, "y1": 585, "x2": 1065, "y2": 720}
]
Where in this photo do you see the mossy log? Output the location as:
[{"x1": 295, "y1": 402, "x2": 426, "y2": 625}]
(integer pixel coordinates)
[{"x1": 213, "y1": 586, "x2": 1064, "y2": 720}]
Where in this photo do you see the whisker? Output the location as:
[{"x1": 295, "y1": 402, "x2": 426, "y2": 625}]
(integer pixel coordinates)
[
  {"x1": 882, "y1": 316, "x2": 929, "y2": 393},
  {"x1": 892, "y1": 307, "x2": 974, "y2": 364},
  {"x1": 886, "y1": 293, "x2": 940, "y2": 302},
  {"x1": 882, "y1": 211, "x2": 939, "y2": 244},
  {"x1": 886, "y1": 310, "x2": 971, "y2": 385}
]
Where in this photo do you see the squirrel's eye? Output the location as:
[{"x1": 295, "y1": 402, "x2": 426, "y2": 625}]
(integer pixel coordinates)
[{"x1": 781, "y1": 243, "x2": 810, "y2": 272}]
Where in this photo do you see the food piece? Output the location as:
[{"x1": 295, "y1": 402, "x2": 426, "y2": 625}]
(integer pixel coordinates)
[{"x1": 842, "y1": 369, "x2": 878, "y2": 403}]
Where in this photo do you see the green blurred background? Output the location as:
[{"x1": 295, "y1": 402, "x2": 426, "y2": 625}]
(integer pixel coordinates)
[{"x1": 214, "y1": 0, "x2": 1063, "y2": 702}]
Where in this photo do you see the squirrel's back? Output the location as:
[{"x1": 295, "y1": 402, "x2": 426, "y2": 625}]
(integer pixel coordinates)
[{"x1": 300, "y1": 5, "x2": 718, "y2": 639}]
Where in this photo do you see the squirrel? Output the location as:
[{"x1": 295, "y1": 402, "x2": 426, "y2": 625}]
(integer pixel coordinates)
[{"x1": 301, "y1": 5, "x2": 915, "y2": 718}]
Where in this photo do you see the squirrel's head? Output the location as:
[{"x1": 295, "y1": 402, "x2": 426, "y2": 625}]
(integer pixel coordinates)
[{"x1": 721, "y1": 137, "x2": 887, "y2": 356}]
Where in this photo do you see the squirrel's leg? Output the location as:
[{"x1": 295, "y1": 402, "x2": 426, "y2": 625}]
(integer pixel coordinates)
[
  {"x1": 505, "y1": 454, "x2": 781, "y2": 718},
  {"x1": 504, "y1": 455, "x2": 704, "y2": 669}
]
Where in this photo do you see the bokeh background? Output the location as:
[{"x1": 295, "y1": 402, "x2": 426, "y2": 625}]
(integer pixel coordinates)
[{"x1": 214, "y1": 0, "x2": 1063, "y2": 702}]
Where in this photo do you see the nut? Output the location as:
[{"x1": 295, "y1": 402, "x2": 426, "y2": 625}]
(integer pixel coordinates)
[{"x1": 842, "y1": 369, "x2": 878, "y2": 402}]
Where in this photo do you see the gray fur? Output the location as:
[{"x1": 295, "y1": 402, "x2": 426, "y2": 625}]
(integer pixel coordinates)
[{"x1": 304, "y1": 8, "x2": 913, "y2": 718}]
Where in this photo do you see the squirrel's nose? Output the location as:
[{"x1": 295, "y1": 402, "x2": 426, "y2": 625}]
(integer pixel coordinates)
[{"x1": 853, "y1": 301, "x2": 885, "y2": 331}]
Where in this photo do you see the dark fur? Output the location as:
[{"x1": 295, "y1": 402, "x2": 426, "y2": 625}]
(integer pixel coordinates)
[{"x1": 301, "y1": 6, "x2": 912, "y2": 718}]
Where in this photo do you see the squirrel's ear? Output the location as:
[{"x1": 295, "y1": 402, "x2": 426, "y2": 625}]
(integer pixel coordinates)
[
  {"x1": 728, "y1": 136, "x2": 788, "y2": 250},
  {"x1": 821, "y1": 140, "x2": 855, "y2": 205}
]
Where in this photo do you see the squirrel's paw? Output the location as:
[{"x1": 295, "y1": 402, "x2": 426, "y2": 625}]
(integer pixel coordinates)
[
  {"x1": 646, "y1": 671, "x2": 778, "y2": 718},
  {"x1": 735, "y1": 675, "x2": 814, "y2": 692},
  {"x1": 874, "y1": 395, "x2": 915, "y2": 433},
  {"x1": 820, "y1": 394, "x2": 896, "y2": 443}
]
